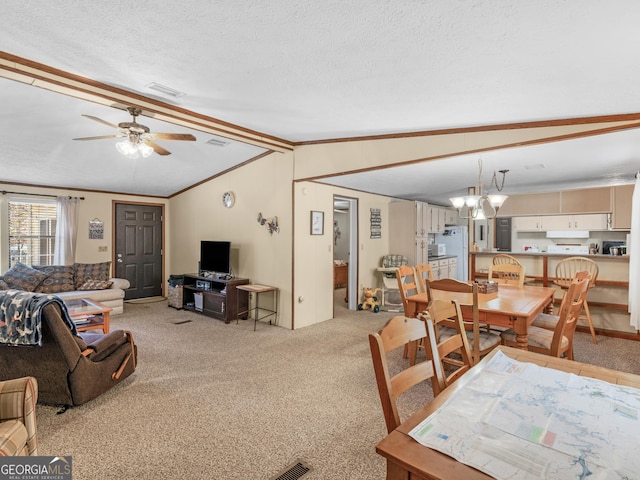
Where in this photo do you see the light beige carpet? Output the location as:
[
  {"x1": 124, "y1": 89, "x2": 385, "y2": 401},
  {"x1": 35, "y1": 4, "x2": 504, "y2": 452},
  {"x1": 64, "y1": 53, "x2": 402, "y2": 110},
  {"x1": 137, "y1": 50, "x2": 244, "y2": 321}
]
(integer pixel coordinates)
[{"x1": 34, "y1": 289, "x2": 640, "y2": 479}]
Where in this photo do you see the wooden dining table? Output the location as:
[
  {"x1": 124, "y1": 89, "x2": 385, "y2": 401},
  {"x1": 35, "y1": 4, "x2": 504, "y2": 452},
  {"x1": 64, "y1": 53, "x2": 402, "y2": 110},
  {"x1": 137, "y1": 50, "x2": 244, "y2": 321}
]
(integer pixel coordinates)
[
  {"x1": 405, "y1": 284, "x2": 556, "y2": 350},
  {"x1": 376, "y1": 346, "x2": 640, "y2": 480}
]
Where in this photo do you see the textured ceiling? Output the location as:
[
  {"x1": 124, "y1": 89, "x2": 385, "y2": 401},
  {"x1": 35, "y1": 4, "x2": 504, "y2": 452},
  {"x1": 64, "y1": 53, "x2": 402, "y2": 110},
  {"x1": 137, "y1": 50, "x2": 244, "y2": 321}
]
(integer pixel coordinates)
[{"x1": 1, "y1": 1, "x2": 640, "y2": 198}]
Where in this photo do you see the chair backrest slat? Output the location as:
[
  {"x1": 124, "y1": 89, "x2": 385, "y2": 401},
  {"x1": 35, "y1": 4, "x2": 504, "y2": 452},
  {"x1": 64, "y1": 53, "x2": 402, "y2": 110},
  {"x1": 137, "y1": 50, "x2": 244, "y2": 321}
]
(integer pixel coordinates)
[
  {"x1": 369, "y1": 316, "x2": 435, "y2": 433},
  {"x1": 488, "y1": 263, "x2": 525, "y2": 286}
]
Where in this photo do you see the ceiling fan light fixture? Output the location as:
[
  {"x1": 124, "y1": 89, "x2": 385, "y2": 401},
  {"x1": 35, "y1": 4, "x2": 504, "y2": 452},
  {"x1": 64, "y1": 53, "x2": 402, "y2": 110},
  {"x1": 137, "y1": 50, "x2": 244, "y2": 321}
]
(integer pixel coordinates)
[
  {"x1": 116, "y1": 140, "x2": 139, "y2": 159},
  {"x1": 139, "y1": 142, "x2": 154, "y2": 157}
]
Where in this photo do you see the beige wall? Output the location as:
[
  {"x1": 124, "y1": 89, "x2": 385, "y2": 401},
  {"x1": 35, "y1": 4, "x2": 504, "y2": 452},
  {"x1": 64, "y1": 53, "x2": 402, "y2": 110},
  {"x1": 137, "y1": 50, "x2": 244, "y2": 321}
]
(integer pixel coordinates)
[
  {"x1": 293, "y1": 181, "x2": 391, "y2": 329},
  {"x1": 169, "y1": 151, "x2": 295, "y2": 327},
  {"x1": 0, "y1": 182, "x2": 169, "y2": 275}
]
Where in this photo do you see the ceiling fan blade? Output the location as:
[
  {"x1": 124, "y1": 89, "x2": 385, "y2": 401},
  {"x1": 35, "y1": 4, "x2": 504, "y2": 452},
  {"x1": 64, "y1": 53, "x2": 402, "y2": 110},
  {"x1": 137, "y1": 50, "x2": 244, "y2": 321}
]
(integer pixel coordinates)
[
  {"x1": 81, "y1": 114, "x2": 119, "y2": 129},
  {"x1": 73, "y1": 135, "x2": 120, "y2": 141},
  {"x1": 147, "y1": 133, "x2": 196, "y2": 141},
  {"x1": 143, "y1": 140, "x2": 171, "y2": 156}
]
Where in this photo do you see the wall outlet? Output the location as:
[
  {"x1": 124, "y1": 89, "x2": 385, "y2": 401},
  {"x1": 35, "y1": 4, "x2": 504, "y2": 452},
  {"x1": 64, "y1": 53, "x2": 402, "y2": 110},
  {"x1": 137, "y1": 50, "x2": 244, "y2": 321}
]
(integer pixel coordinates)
[{"x1": 98, "y1": 246, "x2": 108, "y2": 252}]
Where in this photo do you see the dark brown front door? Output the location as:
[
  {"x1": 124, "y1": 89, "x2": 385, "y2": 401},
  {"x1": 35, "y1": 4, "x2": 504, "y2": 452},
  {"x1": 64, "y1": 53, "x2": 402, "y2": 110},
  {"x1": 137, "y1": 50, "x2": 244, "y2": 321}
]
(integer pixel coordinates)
[{"x1": 115, "y1": 203, "x2": 163, "y2": 299}]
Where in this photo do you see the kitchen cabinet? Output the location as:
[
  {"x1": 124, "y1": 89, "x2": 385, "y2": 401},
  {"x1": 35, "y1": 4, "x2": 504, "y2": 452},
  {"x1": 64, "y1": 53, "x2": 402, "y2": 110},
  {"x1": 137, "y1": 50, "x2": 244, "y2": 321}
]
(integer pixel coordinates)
[
  {"x1": 512, "y1": 216, "x2": 543, "y2": 231},
  {"x1": 570, "y1": 214, "x2": 609, "y2": 230},
  {"x1": 389, "y1": 201, "x2": 430, "y2": 265},
  {"x1": 444, "y1": 208, "x2": 458, "y2": 226},
  {"x1": 612, "y1": 184, "x2": 633, "y2": 230},
  {"x1": 415, "y1": 238, "x2": 429, "y2": 265},
  {"x1": 499, "y1": 187, "x2": 614, "y2": 217},
  {"x1": 429, "y1": 257, "x2": 456, "y2": 280},
  {"x1": 447, "y1": 258, "x2": 457, "y2": 279},
  {"x1": 513, "y1": 214, "x2": 609, "y2": 232},
  {"x1": 427, "y1": 205, "x2": 447, "y2": 233},
  {"x1": 561, "y1": 187, "x2": 612, "y2": 214},
  {"x1": 497, "y1": 192, "x2": 561, "y2": 216},
  {"x1": 416, "y1": 201, "x2": 429, "y2": 237}
]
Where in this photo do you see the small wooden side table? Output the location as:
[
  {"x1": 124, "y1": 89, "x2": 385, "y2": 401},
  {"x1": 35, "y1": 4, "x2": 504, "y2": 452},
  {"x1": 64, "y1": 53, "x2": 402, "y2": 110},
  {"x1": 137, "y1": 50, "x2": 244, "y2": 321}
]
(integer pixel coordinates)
[
  {"x1": 65, "y1": 298, "x2": 112, "y2": 334},
  {"x1": 235, "y1": 284, "x2": 279, "y2": 331}
]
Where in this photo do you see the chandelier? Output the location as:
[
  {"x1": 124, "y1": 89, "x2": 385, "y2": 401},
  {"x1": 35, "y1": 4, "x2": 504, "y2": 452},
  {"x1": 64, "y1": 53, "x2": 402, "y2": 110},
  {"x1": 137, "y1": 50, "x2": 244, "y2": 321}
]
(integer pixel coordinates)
[
  {"x1": 116, "y1": 134, "x2": 154, "y2": 159},
  {"x1": 449, "y1": 159, "x2": 509, "y2": 219}
]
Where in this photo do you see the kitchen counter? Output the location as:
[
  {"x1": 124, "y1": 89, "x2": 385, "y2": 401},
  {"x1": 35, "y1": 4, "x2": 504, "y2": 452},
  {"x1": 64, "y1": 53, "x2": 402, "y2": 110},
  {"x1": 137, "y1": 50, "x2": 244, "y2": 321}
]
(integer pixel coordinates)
[
  {"x1": 471, "y1": 251, "x2": 629, "y2": 260},
  {"x1": 427, "y1": 254, "x2": 457, "y2": 261},
  {"x1": 471, "y1": 250, "x2": 636, "y2": 338}
]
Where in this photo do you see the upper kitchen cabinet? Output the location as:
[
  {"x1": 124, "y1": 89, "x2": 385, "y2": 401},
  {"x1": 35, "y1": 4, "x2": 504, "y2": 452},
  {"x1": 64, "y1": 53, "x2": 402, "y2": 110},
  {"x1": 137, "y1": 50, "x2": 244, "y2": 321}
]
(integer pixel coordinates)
[
  {"x1": 427, "y1": 205, "x2": 447, "y2": 233},
  {"x1": 512, "y1": 213, "x2": 609, "y2": 232},
  {"x1": 497, "y1": 192, "x2": 561, "y2": 216},
  {"x1": 612, "y1": 184, "x2": 633, "y2": 230},
  {"x1": 444, "y1": 208, "x2": 459, "y2": 226},
  {"x1": 560, "y1": 187, "x2": 611, "y2": 214},
  {"x1": 389, "y1": 200, "x2": 429, "y2": 238}
]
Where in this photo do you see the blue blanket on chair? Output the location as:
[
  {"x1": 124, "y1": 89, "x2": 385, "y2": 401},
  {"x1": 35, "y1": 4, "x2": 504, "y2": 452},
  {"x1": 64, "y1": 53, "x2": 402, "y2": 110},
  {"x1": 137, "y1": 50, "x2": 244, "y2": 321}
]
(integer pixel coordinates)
[{"x1": 0, "y1": 290, "x2": 77, "y2": 346}]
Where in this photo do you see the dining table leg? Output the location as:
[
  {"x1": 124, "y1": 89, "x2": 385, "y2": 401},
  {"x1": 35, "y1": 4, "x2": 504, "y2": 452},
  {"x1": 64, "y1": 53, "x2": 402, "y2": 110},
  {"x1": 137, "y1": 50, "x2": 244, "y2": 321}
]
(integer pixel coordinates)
[
  {"x1": 386, "y1": 460, "x2": 410, "y2": 480},
  {"x1": 513, "y1": 316, "x2": 529, "y2": 350}
]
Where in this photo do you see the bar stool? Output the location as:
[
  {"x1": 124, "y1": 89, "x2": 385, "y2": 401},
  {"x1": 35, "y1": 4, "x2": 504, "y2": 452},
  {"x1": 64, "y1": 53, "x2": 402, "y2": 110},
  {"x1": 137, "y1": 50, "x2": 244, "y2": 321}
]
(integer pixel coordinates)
[{"x1": 554, "y1": 256, "x2": 598, "y2": 343}]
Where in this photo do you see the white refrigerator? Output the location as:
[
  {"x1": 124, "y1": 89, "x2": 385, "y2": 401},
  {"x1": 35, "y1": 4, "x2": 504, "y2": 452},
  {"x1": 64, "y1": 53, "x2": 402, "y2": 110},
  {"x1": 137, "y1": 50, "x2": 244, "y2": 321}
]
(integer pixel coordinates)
[{"x1": 434, "y1": 226, "x2": 469, "y2": 281}]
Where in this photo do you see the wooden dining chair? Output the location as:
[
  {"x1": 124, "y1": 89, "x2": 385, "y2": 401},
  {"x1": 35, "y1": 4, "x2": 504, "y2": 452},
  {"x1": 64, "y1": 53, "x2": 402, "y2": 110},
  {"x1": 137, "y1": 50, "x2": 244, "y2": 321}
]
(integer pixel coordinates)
[
  {"x1": 532, "y1": 270, "x2": 590, "y2": 330},
  {"x1": 492, "y1": 253, "x2": 521, "y2": 266},
  {"x1": 501, "y1": 275, "x2": 590, "y2": 359},
  {"x1": 368, "y1": 316, "x2": 437, "y2": 433},
  {"x1": 424, "y1": 299, "x2": 473, "y2": 396},
  {"x1": 492, "y1": 254, "x2": 536, "y2": 284},
  {"x1": 414, "y1": 263, "x2": 434, "y2": 294},
  {"x1": 396, "y1": 265, "x2": 422, "y2": 317},
  {"x1": 554, "y1": 256, "x2": 598, "y2": 344},
  {"x1": 428, "y1": 279, "x2": 501, "y2": 365},
  {"x1": 488, "y1": 263, "x2": 526, "y2": 287}
]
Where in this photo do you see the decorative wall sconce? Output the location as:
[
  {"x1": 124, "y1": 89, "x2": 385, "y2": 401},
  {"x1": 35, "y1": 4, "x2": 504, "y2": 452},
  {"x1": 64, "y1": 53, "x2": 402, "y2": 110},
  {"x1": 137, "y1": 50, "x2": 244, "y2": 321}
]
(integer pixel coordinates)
[{"x1": 257, "y1": 213, "x2": 280, "y2": 235}]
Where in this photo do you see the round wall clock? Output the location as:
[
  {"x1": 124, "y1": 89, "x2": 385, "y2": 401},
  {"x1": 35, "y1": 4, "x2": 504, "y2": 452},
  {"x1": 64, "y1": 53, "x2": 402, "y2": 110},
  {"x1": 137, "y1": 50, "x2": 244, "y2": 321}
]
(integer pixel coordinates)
[{"x1": 222, "y1": 191, "x2": 235, "y2": 208}]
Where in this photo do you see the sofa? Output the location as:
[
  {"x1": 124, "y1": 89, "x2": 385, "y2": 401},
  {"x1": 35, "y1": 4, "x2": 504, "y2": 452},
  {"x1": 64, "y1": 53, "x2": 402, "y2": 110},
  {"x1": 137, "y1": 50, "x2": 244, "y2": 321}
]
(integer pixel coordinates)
[
  {"x1": 0, "y1": 376, "x2": 38, "y2": 456},
  {"x1": 0, "y1": 294, "x2": 137, "y2": 407},
  {"x1": 0, "y1": 262, "x2": 129, "y2": 315}
]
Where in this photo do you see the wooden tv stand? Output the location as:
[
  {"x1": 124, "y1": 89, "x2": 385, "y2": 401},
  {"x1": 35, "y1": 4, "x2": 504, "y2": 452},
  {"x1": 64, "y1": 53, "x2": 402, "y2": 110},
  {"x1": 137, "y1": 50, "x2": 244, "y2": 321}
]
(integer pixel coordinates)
[{"x1": 182, "y1": 274, "x2": 249, "y2": 323}]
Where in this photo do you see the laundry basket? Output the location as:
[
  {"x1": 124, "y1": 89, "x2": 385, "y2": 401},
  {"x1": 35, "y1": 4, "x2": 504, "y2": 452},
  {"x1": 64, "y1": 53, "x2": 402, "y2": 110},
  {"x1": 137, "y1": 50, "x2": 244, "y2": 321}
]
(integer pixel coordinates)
[{"x1": 167, "y1": 274, "x2": 184, "y2": 309}]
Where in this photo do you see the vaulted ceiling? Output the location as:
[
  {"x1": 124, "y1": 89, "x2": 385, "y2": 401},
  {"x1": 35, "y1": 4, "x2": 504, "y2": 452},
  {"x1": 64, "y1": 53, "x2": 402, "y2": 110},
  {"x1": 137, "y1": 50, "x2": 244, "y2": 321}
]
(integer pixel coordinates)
[{"x1": 2, "y1": 1, "x2": 640, "y2": 200}]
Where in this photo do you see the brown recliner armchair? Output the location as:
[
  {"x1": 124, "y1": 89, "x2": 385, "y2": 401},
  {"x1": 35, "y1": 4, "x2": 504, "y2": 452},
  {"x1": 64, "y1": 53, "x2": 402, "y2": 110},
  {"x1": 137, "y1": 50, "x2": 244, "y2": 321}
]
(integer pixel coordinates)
[
  {"x1": 0, "y1": 376, "x2": 38, "y2": 456},
  {"x1": 0, "y1": 303, "x2": 136, "y2": 408}
]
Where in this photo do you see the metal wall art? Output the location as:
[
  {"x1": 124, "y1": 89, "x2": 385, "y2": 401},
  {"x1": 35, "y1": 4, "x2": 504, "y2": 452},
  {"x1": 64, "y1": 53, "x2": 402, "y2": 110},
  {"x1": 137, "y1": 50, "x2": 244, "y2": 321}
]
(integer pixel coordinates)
[{"x1": 257, "y1": 213, "x2": 280, "y2": 235}]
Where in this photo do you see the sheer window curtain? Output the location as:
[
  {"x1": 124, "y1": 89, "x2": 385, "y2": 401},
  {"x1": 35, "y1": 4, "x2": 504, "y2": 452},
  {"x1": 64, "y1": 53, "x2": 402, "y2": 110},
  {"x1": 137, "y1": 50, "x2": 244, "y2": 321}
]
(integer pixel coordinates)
[
  {"x1": 629, "y1": 175, "x2": 640, "y2": 330},
  {"x1": 53, "y1": 196, "x2": 80, "y2": 265}
]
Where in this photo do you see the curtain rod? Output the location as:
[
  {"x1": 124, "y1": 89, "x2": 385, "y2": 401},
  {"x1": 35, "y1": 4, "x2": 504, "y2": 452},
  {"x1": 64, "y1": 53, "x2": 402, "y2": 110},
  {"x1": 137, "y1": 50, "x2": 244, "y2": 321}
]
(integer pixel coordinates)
[{"x1": 1, "y1": 190, "x2": 84, "y2": 200}]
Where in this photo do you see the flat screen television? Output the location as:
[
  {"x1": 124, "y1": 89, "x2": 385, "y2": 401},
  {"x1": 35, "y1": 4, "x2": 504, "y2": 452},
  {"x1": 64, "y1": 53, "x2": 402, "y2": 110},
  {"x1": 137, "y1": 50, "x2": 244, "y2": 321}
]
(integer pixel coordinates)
[{"x1": 200, "y1": 241, "x2": 231, "y2": 277}]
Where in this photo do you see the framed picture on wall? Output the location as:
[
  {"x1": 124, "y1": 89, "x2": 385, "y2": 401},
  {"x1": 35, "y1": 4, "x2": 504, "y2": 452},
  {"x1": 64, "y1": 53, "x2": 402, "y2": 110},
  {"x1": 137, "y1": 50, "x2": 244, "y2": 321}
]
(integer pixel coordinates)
[{"x1": 310, "y1": 210, "x2": 324, "y2": 235}]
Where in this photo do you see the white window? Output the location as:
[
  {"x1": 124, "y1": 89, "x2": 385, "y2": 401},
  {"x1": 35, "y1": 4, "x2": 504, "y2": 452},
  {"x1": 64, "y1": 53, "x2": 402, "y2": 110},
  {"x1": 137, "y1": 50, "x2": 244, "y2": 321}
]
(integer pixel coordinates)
[{"x1": 8, "y1": 199, "x2": 57, "y2": 267}]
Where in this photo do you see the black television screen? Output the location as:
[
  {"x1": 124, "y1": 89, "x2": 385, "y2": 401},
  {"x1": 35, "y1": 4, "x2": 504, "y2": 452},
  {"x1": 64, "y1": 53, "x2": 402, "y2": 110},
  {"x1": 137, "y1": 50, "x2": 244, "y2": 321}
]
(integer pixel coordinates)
[{"x1": 200, "y1": 241, "x2": 231, "y2": 276}]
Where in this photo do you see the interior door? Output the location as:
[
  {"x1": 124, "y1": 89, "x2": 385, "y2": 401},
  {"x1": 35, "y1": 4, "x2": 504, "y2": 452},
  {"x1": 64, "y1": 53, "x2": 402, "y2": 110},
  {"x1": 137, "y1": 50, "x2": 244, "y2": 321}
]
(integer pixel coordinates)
[
  {"x1": 115, "y1": 203, "x2": 163, "y2": 299},
  {"x1": 496, "y1": 217, "x2": 512, "y2": 251}
]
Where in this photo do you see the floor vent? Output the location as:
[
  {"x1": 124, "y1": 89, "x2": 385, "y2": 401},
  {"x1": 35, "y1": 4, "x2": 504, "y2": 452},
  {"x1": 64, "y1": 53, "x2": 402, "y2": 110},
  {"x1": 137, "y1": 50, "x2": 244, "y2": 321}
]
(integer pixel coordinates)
[{"x1": 270, "y1": 460, "x2": 311, "y2": 480}]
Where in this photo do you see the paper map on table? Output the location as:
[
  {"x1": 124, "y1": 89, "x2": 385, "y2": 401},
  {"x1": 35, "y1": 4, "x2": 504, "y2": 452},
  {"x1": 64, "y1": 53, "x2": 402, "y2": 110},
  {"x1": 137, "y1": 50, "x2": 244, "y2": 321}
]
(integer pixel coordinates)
[{"x1": 409, "y1": 350, "x2": 640, "y2": 479}]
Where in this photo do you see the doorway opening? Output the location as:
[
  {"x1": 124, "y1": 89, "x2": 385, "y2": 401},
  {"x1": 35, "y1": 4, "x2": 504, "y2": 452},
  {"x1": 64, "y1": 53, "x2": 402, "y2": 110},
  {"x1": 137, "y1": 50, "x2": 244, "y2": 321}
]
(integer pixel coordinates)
[{"x1": 333, "y1": 196, "x2": 358, "y2": 311}]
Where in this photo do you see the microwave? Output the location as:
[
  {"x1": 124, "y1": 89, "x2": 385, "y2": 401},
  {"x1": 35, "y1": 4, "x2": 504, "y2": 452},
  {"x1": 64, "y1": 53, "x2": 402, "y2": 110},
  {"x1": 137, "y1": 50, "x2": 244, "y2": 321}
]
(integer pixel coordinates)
[{"x1": 428, "y1": 244, "x2": 446, "y2": 257}]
